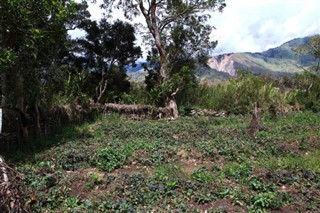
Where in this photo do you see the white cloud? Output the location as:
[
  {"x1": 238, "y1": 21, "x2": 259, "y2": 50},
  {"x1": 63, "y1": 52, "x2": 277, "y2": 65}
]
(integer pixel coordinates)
[
  {"x1": 210, "y1": 0, "x2": 320, "y2": 55},
  {"x1": 71, "y1": 0, "x2": 320, "y2": 56}
]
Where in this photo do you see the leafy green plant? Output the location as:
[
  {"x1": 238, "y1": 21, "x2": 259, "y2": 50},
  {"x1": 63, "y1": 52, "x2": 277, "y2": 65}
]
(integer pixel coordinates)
[
  {"x1": 221, "y1": 162, "x2": 252, "y2": 182},
  {"x1": 90, "y1": 173, "x2": 103, "y2": 185},
  {"x1": 189, "y1": 69, "x2": 296, "y2": 114},
  {"x1": 249, "y1": 191, "x2": 286, "y2": 211},
  {"x1": 249, "y1": 179, "x2": 266, "y2": 191},
  {"x1": 191, "y1": 167, "x2": 215, "y2": 183},
  {"x1": 154, "y1": 164, "x2": 181, "y2": 181},
  {"x1": 94, "y1": 144, "x2": 131, "y2": 172},
  {"x1": 8, "y1": 111, "x2": 320, "y2": 212},
  {"x1": 295, "y1": 71, "x2": 320, "y2": 112}
]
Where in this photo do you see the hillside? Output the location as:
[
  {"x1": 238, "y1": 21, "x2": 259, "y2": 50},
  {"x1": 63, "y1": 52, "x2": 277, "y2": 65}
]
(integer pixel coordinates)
[
  {"x1": 208, "y1": 36, "x2": 314, "y2": 76},
  {"x1": 127, "y1": 64, "x2": 232, "y2": 84},
  {"x1": 127, "y1": 36, "x2": 315, "y2": 83}
]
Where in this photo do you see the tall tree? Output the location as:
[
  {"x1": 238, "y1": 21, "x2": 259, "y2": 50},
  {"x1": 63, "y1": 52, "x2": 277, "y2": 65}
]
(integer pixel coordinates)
[
  {"x1": 0, "y1": 0, "x2": 83, "y2": 138},
  {"x1": 76, "y1": 19, "x2": 141, "y2": 103},
  {"x1": 296, "y1": 35, "x2": 320, "y2": 72},
  {"x1": 0, "y1": 0, "x2": 84, "y2": 108},
  {"x1": 102, "y1": 0, "x2": 226, "y2": 117}
]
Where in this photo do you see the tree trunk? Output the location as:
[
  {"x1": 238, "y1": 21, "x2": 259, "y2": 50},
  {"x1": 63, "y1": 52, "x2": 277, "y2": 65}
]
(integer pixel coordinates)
[
  {"x1": 165, "y1": 95, "x2": 179, "y2": 119},
  {"x1": 139, "y1": 0, "x2": 179, "y2": 118},
  {"x1": 16, "y1": 97, "x2": 28, "y2": 142},
  {"x1": 95, "y1": 58, "x2": 108, "y2": 103},
  {"x1": 157, "y1": 94, "x2": 179, "y2": 120},
  {"x1": 248, "y1": 102, "x2": 262, "y2": 137},
  {"x1": 34, "y1": 103, "x2": 41, "y2": 136},
  {"x1": 0, "y1": 73, "x2": 6, "y2": 107}
]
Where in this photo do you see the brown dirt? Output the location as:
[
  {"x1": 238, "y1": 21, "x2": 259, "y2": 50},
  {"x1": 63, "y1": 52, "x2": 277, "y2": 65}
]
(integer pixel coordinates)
[
  {"x1": 194, "y1": 199, "x2": 247, "y2": 213},
  {"x1": 177, "y1": 148, "x2": 215, "y2": 175},
  {"x1": 110, "y1": 164, "x2": 154, "y2": 177},
  {"x1": 306, "y1": 135, "x2": 320, "y2": 149},
  {"x1": 67, "y1": 168, "x2": 105, "y2": 197},
  {"x1": 128, "y1": 149, "x2": 152, "y2": 162},
  {"x1": 278, "y1": 140, "x2": 301, "y2": 154},
  {"x1": 269, "y1": 205, "x2": 299, "y2": 213}
]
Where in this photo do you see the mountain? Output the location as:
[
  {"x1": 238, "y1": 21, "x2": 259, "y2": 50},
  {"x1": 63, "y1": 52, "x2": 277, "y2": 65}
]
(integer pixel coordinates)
[
  {"x1": 126, "y1": 61, "x2": 145, "y2": 73},
  {"x1": 208, "y1": 36, "x2": 314, "y2": 77},
  {"x1": 127, "y1": 36, "x2": 315, "y2": 83},
  {"x1": 127, "y1": 69, "x2": 147, "y2": 83},
  {"x1": 127, "y1": 63, "x2": 232, "y2": 83}
]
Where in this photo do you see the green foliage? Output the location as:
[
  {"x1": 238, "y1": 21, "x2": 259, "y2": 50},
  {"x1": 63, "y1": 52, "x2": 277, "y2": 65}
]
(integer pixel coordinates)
[
  {"x1": 94, "y1": 143, "x2": 134, "y2": 172},
  {"x1": 154, "y1": 164, "x2": 181, "y2": 181},
  {"x1": 0, "y1": 0, "x2": 80, "y2": 107},
  {"x1": 249, "y1": 191, "x2": 286, "y2": 211},
  {"x1": 104, "y1": 0, "x2": 226, "y2": 105},
  {"x1": 191, "y1": 167, "x2": 215, "y2": 183},
  {"x1": 119, "y1": 83, "x2": 153, "y2": 105},
  {"x1": 296, "y1": 35, "x2": 320, "y2": 72},
  {"x1": 76, "y1": 18, "x2": 141, "y2": 103},
  {"x1": 0, "y1": 48, "x2": 17, "y2": 71},
  {"x1": 294, "y1": 71, "x2": 320, "y2": 112},
  {"x1": 188, "y1": 69, "x2": 295, "y2": 113},
  {"x1": 257, "y1": 151, "x2": 320, "y2": 173},
  {"x1": 5, "y1": 111, "x2": 319, "y2": 212}
]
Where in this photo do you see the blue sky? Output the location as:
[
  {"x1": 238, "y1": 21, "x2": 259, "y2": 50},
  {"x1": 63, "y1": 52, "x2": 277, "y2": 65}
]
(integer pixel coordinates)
[
  {"x1": 210, "y1": 0, "x2": 320, "y2": 55},
  {"x1": 72, "y1": 0, "x2": 320, "y2": 56}
]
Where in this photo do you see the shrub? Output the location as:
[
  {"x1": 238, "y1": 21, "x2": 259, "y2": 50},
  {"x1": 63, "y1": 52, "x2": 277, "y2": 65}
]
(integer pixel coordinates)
[
  {"x1": 189, "y1": 69, "x2": 295, "y2": 114},
  {"x1": 294, "y1": 71, "x2": 320, "y2": 112}
]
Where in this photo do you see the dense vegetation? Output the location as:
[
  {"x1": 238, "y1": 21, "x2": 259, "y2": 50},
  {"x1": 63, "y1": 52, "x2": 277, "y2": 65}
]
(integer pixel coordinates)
[
  {"x1": 1, "y1": 0, "x2": 320, "y2": 212},
  {"x1": 5, "y1": 111, "x2": 320, "y2": 212},
  {"x1": 1, "y1": 0, "x2": 319, "y2": 114}
]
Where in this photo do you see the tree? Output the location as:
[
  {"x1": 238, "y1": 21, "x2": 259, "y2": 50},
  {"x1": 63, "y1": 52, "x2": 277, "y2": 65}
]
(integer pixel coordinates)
[
  {"x1": 76, "y1": 19, "x2": 141, "y2": 103},
  {"x1": 102, "y1": 0, "x2": 226, "y2": 118},
  {"x1": 0, "y1": 0, "x2": 84, "y2": 138},
  {"x1": 296, "y1": 34, "x2": 320, "y2": 72},
  {"x1": 294, "y1": 35, "x2": 320, "y2": 112}
]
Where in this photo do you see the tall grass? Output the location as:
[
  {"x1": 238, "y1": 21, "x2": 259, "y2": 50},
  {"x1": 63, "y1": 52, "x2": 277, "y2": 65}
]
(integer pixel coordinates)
[
  {"x1": 120, "y1": 69, "x2": 320, "y2": 114},
  {"x1": 294, "y1": 71, "x2": 320, "y2": 112},
  {"x1": 190, "y1": 71, "x2": 296, "y2": 114}
]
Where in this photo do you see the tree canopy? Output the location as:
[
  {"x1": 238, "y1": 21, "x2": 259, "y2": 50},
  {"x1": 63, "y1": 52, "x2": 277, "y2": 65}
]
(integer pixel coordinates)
[
  {"x1": 75, "y1": 18, "x2": 142, "y2": 102},
  {"x1": 0, "y1": 0, "x2": 81, "y2": 107},
  {"x1": 103, "y1": 0, "x2": 226, "y2": 98},
  {"x1": 296, "y1": 35, "x2": 320, "y2": 72}
]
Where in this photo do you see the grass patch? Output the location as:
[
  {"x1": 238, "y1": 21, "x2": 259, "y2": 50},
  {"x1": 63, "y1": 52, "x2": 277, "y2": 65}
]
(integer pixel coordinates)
[
  {"x1": 256, "y1": 151, "x2": 320, "y2": 173},
  {"x1": 3, "y1": 111, "x2": 319, "y2": 212}
]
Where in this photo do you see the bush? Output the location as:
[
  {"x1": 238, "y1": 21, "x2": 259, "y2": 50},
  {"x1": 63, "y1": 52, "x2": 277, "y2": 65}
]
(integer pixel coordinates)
[
  {"x1": 188, "y1": 69, "x2": 295, "y2": 114},
  {"x1": 294, "y1": 71, "x2": 320, "y2": 112}
]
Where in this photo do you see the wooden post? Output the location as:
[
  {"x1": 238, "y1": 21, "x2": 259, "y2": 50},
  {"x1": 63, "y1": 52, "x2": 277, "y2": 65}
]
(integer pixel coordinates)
[
  {"x1": 248, "y1": 102, "x2": 262, "y2": 137},
  {"x1": 0, "y1": 108, "x2": 2, "y2": 134}
]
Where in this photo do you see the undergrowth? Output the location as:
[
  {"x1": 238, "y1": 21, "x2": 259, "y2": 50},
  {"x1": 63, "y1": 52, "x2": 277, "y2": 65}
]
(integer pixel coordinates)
[{"x1": 3, "y1": 111, "x2": 320, "y2": 212}]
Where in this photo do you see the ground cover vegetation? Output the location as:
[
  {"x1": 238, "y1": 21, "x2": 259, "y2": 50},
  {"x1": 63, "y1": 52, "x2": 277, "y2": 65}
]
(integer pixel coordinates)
[
  {"x1": 1, "y1": 0, "x2": 320, "y2": 212},
  {"x1": 3, "y1": 110, "x2": 320, "y2": 212}
]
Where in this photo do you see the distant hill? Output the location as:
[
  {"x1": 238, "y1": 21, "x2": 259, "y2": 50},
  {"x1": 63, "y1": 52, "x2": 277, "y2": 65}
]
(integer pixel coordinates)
[
  {"x1": 208, "y1": 36, "x2": 315, "y2": 77},
  {"x1": 127, "y1": 63, "x2": 232, "y2": 84},
  {"x1": 126, "y1": 62, "x2": 145, "y2": 73},
  {"x1": 128, "y1": 36, "x2": 316, "y2": 83},
  {"x1": 127, "y1": 69, "x2": 148, "y2": 83}
]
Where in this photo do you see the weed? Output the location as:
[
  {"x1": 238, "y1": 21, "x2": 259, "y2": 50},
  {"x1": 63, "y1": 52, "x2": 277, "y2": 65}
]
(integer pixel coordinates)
[
  {"x1": 6, "y1": 111, "x2": 319, "y2": 212},
  {"x1": 154, "y1": 164, "x2": 182, "y2": 181},
  {"x1": 191, "y1": 167, "x2": 215, "y2": 183},
  {"x1": 249, "y1": 191, "x2": 287, "y2": 211}
]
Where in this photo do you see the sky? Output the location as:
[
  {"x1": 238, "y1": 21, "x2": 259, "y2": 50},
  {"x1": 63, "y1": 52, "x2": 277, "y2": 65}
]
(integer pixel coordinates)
[
  {"x1": 72, "y1": 0, "x2": 320, "y2": 56},
  {"x1": 210, "y1": 0, "x2": 320, "y2": 55}
]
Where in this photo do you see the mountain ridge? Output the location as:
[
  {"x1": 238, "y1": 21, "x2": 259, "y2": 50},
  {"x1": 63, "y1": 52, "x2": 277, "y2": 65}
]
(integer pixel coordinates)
[
  {"x1": 207, "y1": 36, "x2": 314, "y2": 77},
  {"x1": 128, "y1": 36, "x2": 316, "y2": 83}
]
